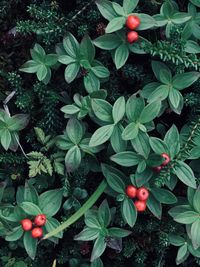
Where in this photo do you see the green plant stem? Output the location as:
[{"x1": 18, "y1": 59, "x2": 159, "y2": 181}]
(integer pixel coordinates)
[{"x1": 43, "y1": 179, "x2": 107, "y2": 239}]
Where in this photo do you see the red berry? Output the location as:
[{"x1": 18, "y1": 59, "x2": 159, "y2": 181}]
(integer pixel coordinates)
[
  {"x1": 127, "y1": 31, "x2": 139, "y2": 43},
  {"x1": 134, "y1": 200, "x2": 146, "y2": 212},
  {"x1": 21, "y1": 219, "x2": 32, "y2": 231},
  {"x1": 125, "y1": 185, "x2": 137, "y2": 198},
  {"x1": 126, "y1": 15, "x2": 140, "y2": 30},
  {"x1": 34, "y1": 214, "x2": 47, "y2": 226},
  {"x1": 31, "y1": 227, "x2": 43, "y2": 238},
  {"x1": 152, "y1": 166, "x2": 163, "y2": 173},
  {"x1": 161, "y1": 153, "x2": 170, "y2": 166},
  {"x1": 137, "y1": 187, "x2": 149, "y2": 201}
]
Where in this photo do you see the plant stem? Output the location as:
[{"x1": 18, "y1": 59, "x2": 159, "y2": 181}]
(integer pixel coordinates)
[{"x1": 43, "y1": 180, "x2": 107, "y2": 239}]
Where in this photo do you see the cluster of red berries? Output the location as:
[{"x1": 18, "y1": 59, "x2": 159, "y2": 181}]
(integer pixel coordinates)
[
  {"x1": 20, "y1": 214, "x2": 46, "y2": 239},
  {"x1": 153, "y1": 153, "x2": 171, "y2": 173},
  {"x1": 126, "y1": 15, "x2": 140, "y2": 44},
  {"x1": 126, "y1": 185, "x2": 149, "y2": 212}
]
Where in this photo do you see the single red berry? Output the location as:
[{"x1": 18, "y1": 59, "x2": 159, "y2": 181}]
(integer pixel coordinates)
[
  {"x1": 31, "y1": 227, "x2": 43, "y2": 238},
  {"x1": 161, "y1": 153, "x2": 171, "y2": 166},
  {"x1": 134, "y1": 200, "x2": 146, "y2": 212},
  {"x1": 137, "y1": 187, "x2": 149, "y2": 201},
  {"x1": 126, "y1": 15, "x2": 140, "y2": 30},
  {"x1": 21, "y1": 219, "x2": 32, "y2": 231},
  {"x1": 34, "y1": 214, "x2": 47, "y2": 226},
  {"x1": 127, "y1": 31, "x2": 139, "y2": 43},
  {"x1": 125, "y1": 185, "x2": 137, "y2": 198},
  {"x1": 152, "y1": 166, "x2": 163, "y2": 173}
]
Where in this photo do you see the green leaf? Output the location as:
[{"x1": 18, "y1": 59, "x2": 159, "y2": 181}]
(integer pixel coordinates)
[
  {"x1": 101, "y1": 164, "x2": 125, "y2": 193},
  {"x1": 169, "y1": 205, "x2": 192, "y2": 218},
  {"x1": 5, "y1": 226, "x2": 23, "y2": 241},
  {"x1": 66, "y1": 119, "x2": 84, "y2": 144},
  {"x1": 164, "y1": 125, "x2": 180, "y2": 158},
  {"x1": 191, "y1": 219, "x2": 200, "y2": 249},
  {"x1": 114, "y1": 43, "x2": 129, "y2": 69},
  {"x1": 149, "y1": 137, "x2": 169, "y2": 155},
  {"x1": 131, "y1": 132, "x2": 150, "y2": 158},
  {"x1": 91, "y1": 236, "x2": 106, "y2": 262},
  {"x1": 151, "y1": 61, "x2": 171, "y2": 83},
  {"x1": 122, "y1": 122, "x2": 139, "y2": 140},
  {"x1": 1, "y1": 129, "x2": 11, "y2": 150},
  {"x1": 134, "y1": 168, "x2": 153, "y2": 187},
  {"x1": 36, "y1": 65, "x2": 48, "y2": 81},
  {"x1": 92, "y1": 66, "x2": 110, "y2": 78},
  {"x1": 64, "y1": 63, "x2": 80, "y2": 83},
  {"x1": 20, "y1": 202, "x2": 42, "y2": 216},
  {"x1": 176, "y1": 244, "x2": 188, "y2": 265},
  {"x1": 39, "y1": 188, "x2": 63, "y2": 217},
  {"x1": 112, "y1": 96, "x2": 125, "y2": 124},
  {"x1": 89, "y1": 124, "x2": 114, "y2": 147},
  {"x1": 65, "y1": 146, "x2": 82, "y2": 171},
  {"x1": 171, "y1": 13, "x2": 191, "y2": 24},
  {"x1": 84, "y1": 72, "x2": 100, "y2": 93},
  {"x1": 147, "y1": 194, "x2": 162, "y2": 219},
  {"x1": 137, "y1": 13, "x2": 156, "y2": 30},
  {"x1": 193, "y1": 187, "x2": 200, "y2": 213},
  {"x1": 63, "y1": 33, "x2": 79, "y2": 58},
  {"x1": 96, "y1": 0, "x2": 118, "y2": 21},
  {"x1": 151, "y1": 188, "x2": 177, "y2": 204},
  {"x1": 188, "y1": 187, "x2": 196, "y2": 207},
  {"x1": 185, "y1": 40, "x2": 200, "y2": 54},
  {"x1": 122, "y1": 198, "x2": 137, "y2": 227},
  {"x1": 94, "y1": 34, "x2": 122, "y2": 50},
  {"x1": 173, "y1": 161, "x2": 197, "y2": 189},
  {"x1": 190, "y1": 0, "x2": 200, "y2": 7},
  {"x1": 19, "y1": 60, "x2": 39, "y2": 73},
  {"x1": 174, "y1": 211, "x2": 198, "y2": 224},
  {"x1": 61, "y1": 105, "x2": 80, "y2": 115},
  {"x1": 148, "y1": 85, "x2": 169, "y2": 103},
  {"x1": 110, "y1": 151, "x2": 140, "y2": 167},
  {"x1": 24, "y1": 181, "x2": 39, "y2": 205},
  {"x1": 108, "y1": 227, "x2": 131, "y2": 238},
  {"x1": 172, "y1": 72, "x2": 200, "y2": 90},
  {"x1": 110, "y1": 124, "x2": 127, "y2": 153},
  {"x1": 169, "y1": 88, "x2": 182, "y2": 110},
  {"x1": 91, "y1": 99, "x2": 113, "y2": 123},
  {"x1": 45, "y1": 54, "x2": 58, "y2": 66},
  {"x1": 123, "y1": 0, "x2": 138, "y2": 13},
  {"x1": 98, "y1": 200, "x2": 111, "y2": 227},
  {"x1": 7, "y1": 114, "x2": 29, "y2": 131},
  {"x1": 169, "y1": 234, "x2": 185, "y2": 246},
  {"x1": 85, "y1": 210, "x2": 101, "y2": 229},
  {"x1": 112, "y1": 2, "x2": 125, "y2": 16},
  {"x1": 74, "y1": 227, "x2": 99, "y2": 241},
  {"x1": 139, "y1": 101, "x2": 161, "y2": 124},
  {"x1": 45, "y1": 218, "x2": 63, "y2": 239},
  {"x1": 58, "y1": 55, "x2": 75, "y2": 65},
  {"x1": 91, "y1": 258, "x2": 103, "y2": 267},
  {"x1": 23, "y1": 232, "x2": 37, "y2": 260},
  {"x1": 106, "y1": 17, "x2": 126, "y2": 33},
  {"x1": 126, "y1": 96, "x2": 145, "y2": 122},
  {"x1": 80, "y1": 35, "x2": 95, "y2": 63}
]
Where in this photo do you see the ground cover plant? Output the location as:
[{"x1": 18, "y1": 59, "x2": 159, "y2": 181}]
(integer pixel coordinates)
[{"x1": 1, "y1": 0, "x2": 200, "y2": 266}]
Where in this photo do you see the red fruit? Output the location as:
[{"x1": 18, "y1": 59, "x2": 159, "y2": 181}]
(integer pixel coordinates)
[
  {"x1": 127, "y1": 31, "x2": 139, "y2": 43},
  {"x1": 31, "y1": 227, "x2": 43, "y2": 238},
  {"x1": 125, "y1": 185, "x2": 137, "y2": 198},
  {"x1": 152, "y1": 166, "x2": 163, "y2": 173},
  {"x1": 137, "y1": 187, "x2": 149, "y2": 201},
  {"x1": 34, "y1": 214, "x2": 47, "y2": 226},
  {"x1": 21, "y1": 219, "x2": 32, "y2": 231},
  {"x1": 126, "y1": 15, "x2": 140, "y2": 30},
  {"x1": 161, "y1": 153, "x2": 171, "y2": 166},
  {"x1": 134, "y1": 200, "x2": 146, "y2": 212}
]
